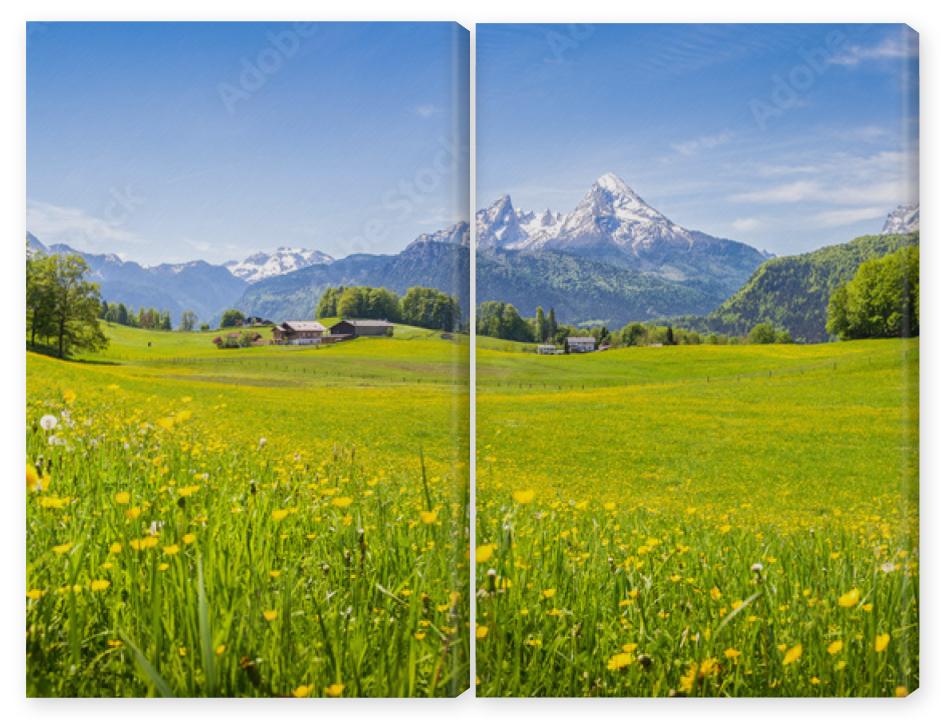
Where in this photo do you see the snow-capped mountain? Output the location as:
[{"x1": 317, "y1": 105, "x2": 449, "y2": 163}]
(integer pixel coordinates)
[
  {"x1": 477, "y1": 172, "x2": 769, "y2": 289},
  {"x1": 227, "y1": 247, "x2": 334, "y2": 283},
  {"x1": 882, "y1": 204, "x2": 919, "y2": 235},
  {"x1": 475, "y1": 194, "x2": 562, "y2": 249},
  {"x1": 409, "y1": 220, "x2": 470, "y2": 247},
  {"x1": 533, "y1": 172, "x2": 697, "y2": 256}
]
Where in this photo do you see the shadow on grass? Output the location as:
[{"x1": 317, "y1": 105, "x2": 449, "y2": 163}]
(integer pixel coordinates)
[{"x1": 26, "y1": 343, "x2": 119, "y2": 366}]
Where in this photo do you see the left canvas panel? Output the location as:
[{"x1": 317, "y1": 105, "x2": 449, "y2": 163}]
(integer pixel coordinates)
[{"x1": 25, "y1": 21, "x2": 470, "y2": 697}]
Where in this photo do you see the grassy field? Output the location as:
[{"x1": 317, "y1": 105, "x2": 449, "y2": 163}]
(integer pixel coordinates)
[
  {"x1": 475, "y1": 338, "x2": 918, "y2": 697},
  {"x1": 26, "y1": 322, "x2": 469, "y2": 697}
]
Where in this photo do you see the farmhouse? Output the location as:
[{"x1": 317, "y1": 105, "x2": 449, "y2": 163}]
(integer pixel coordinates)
[
  {"x1": 329, "y1": 319, "x2": 395, "y2": 338},
  {"x1": 537, "y1": 344, "x2": 559, "y2": 355},
  {"x1": 270, "y1": 320, "x2": 326, "y2": 345},
  {"x1": 566, "y1": 336, "x2": 597, "y2": 353}
]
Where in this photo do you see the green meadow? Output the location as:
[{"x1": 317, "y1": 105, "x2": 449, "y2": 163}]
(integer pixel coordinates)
[
  {"x1": 26, "y1": 323, "x2": 469, "y2": 697},
  {"x1": 475, "y1": 338, "x2": 918, "y2": 697}
]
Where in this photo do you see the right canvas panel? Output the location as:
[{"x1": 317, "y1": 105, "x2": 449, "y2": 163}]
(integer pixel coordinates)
[{"x1": 475, "y1": 23, "x2": 919, "y2": 697}]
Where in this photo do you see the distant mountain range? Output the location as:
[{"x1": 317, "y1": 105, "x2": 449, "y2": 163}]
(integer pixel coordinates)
[
  {"x1": 26, "y1": 180, "x2": 918, "y2": 336},
  {"x1": 236, "y1": 223, "x2": 469, "y2": 321},
  {"x1": 476, "y1": 173, "x2": 771, "y2": 324},
  {"x1": 26, "y1": 223, "x2": 469, "y2": 326},
  {"x1": 226, "y1": 247, "x2": 334, "y2": 283},
  {"x1": 27, "y1": 233, "x2": 248, "y2": 325}
]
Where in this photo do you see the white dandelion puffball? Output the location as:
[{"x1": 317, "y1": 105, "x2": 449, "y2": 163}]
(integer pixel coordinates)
[{"x1": 40, "y1": 414, "x2": 58, "y2": 431}]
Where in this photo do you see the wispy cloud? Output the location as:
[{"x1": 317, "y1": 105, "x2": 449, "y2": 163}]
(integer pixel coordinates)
[
  {"x1": 829, "y1": 35, "x2": 917, "y2": 67},
  {"x1": 810, "y1": 206, "x2": 891, "y2": 228},
  {"x1": 413, "y1": 104, "x2": 439, "y2": 118},
  {"x1": 730, "y1": 217, "x2": 764, "y2": 233},
  {"x1": 670, "y1": 131, "x2": 732, "y2": 156},
  {"x1": 730, "y1": 180, "x2": 820, "y2": 204},
  {"x1": 26, "y1": 199, "x2": 144, "y2": 251}
]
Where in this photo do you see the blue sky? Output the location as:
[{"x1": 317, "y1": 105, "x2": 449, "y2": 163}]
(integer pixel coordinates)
[
  {"x1": 477, "y1": 24, "x2": 919, "y2": 255},
  {"x1": 27, "y1": 22, "x2": 469, "y2": 264}
]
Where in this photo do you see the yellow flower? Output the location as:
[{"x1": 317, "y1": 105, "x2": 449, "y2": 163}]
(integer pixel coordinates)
[
  {"x1": 875, "y1": 633, "x2": 890, "y2": 653},
  {"x1": 724, "y1": 647, "x2": 741, "y2": 660},
  {"x1": 215, "y1": 644, "x2": 226, "y2": 656},
  {"x1": 114, "y1": 491, "x2": 130, "y2": 505},
  {"x1": 838, "y1": 588, "x2": 860, "y2": 608},
  {"x1": 158, "y1": 563, "x2": 170, "y2": 572},
  {"x1": 710, "y1": 586, "x2": 722, "y2": 601},
  {"x1": 126, "y1": 506, "x2": 142, "y2": 520},
  {"x1": 38, "y1": 496, "x2": 69, "y2": 509},
  {"x1": 324, "y1": 682, "x2": 345, "y2": 697},
  {"x1": 542, "y1": 588, "x2": 556, "y2": 599},
  {"x1": 414, "y1": 631, "x2": 426, "y2": 640},
  {"x1": 52, "y1": 542, "x2": 72, "y2": 556},
  {"x1": 782, "y1": 643, "x2": 802, "y2": 666},
  {"x1": 63, "y1": 389, "x2": 76, "y2": 404},
  {"x1": 862, "y1": 603, "x2": 874, "y2": 612},
  {"x1": 292, "y1": 684, "x2": 313, "y2": 698},
  {"x1": 331, "y1": 496, "x2": 353, "y2": 508},
  {"x1": 26, "y1": 589, "x2": 44, "y2": 601},
  {"x1": 476, "y1": 625, "x2": 489, "y2": 639},
  {"x1": 607, "y1": 652, "x2": 633, "y2": 671},
  {"x1": 827, "y1": 640, "x2": 843, "y2": 655},
  {"x1": 109, "y1": 542, "x2": 122, "y2": 554},
  {"x1": 130, "y1": 536, "x2": 158, "y2": 550},
  {"x1": 182, "y1": 533, "x2": 197, "y2": 545},
  {"x1": 512, "y1": 489, "x2": 536, "y2": 505},
  {"x1": 269, "y1": 570, "x2": 281, "y2": 578},
  {"x1": 90, "y1": 579, "x2": 110, "y2": 592},
  {"x1": 163, "y1": 544, "x2": 180, "y2": 555},
  {"x1": 26, "y1": 464, "x2": 39, "y2": 492},
  {"x1": 271, "y1": 509, "x2": 290, "y2": 522},
  {"x1": 475, "y1": 544, "x2": 496, "y2": 564},
  {"x1": 895, "y1": 686, "x2": 909, "y2": 697},
  {"x1": 718, "y1": 524, "x2": 732, "y2": 534},
  {"x1": 810, "y1": 676, "x2": 822, "y2": 685},
  {"x1": 263, "y1": 610, "x2": 278, "y2": 622},
  {"x1": 622, "y1": 643, "x2": 638, "y2": 653},
  {"x1": 420, "y1": 510, "x2": 438, "y2": 525}
]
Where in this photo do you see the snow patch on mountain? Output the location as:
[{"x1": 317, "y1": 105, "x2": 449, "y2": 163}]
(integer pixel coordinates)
[
  {"x1": 227, "y1": 247, "x2": 334, "y2": 283},
  {"x1": 882, "y1": 204, "x2": 919, "y2": 235}
]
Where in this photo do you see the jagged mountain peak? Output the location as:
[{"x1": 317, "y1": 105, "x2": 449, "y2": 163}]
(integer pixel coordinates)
[{"x1": 882, "y1": 204, "x2": 919, "y2": 235}]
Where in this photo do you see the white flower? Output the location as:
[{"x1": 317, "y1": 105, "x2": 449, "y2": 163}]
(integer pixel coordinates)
[
  {"x1": 47, "y1": 435, "x2": 66, "y2": 446},
  {"x1": 258, "y1": 437, "x2": 267, "y2": 448},
  {"x1": 751, "y1": 562, "x2": 764, "y2": 573},
  {"x1": 39, "y1": 414, "x2": 58, "y2": 431},
  {"x1": 881, "y1": 562, "x2": 896, "y2": 573}
]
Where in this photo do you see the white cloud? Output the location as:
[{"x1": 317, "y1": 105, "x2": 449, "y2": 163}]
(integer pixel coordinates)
[
  {"x1": 413, "y1": 104, "x2": 439, "y2": 118},
  {"x1": 730, "y1": 180, "x2": 821, "y2": 204},
  {"x1": 731, "y1": 217, "x2": 763, "y2": 232},
  {"x1": 829, "y1": 35, "x2": 917, "y2": 67},
  {"x1": 810, "y1": 206, "x2": 890, "y2": 228},
  {"x1": 26, "y1": 200, "x2": 143, "y2": 252},
  {"x1": 671, "y1": 131, "x2": 732, "y2": 156}
]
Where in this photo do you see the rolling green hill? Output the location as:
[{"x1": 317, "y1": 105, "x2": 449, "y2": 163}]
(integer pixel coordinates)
[{"x1": 697, "y1": 232, "x2": 919, "y2": 342}]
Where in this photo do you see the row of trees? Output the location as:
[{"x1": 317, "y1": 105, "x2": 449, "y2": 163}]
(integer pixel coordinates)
[
  {"x1": 100, "y1": 301, "x2": 175, "y2": 330},
  {"x1": 477, "y1": 300, "x2": 795, "y2": 348},
  {"x1": 27, "y1": 252, "x2": 107, "y2": 358},
  {"x1": 826, "y1": 246, "x2": 919, "y2": 340},
  {"x1": 316, "y1": 286, "x2": 461, "y2": 332}
]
